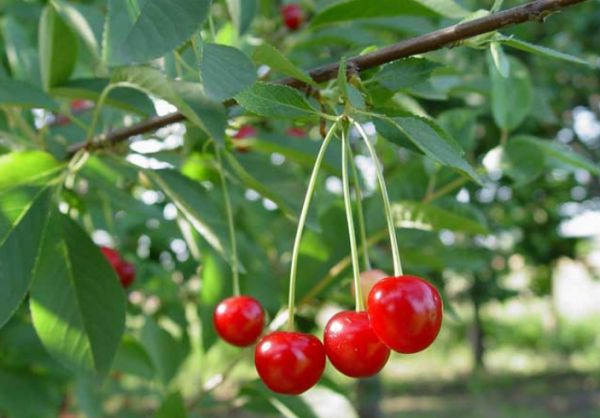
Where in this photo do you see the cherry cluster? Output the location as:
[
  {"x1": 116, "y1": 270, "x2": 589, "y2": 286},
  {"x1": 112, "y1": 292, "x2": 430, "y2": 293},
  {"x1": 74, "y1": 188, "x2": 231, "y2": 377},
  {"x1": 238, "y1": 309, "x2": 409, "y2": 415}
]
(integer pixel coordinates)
[
  {"x1": 213, "y1": 272, "x2": 442, "y2": 395},
  {"x1": 100, "y1": 247, "x2": 136, "y2": 289}
]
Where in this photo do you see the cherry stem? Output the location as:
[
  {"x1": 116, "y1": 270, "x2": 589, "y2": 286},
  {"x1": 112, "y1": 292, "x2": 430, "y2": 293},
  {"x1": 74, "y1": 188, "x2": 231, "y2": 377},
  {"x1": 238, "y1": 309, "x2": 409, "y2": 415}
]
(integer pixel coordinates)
[
  {"x1": 352, "y1": 120, "x2": 404, "y2": 277},
  {"x1": 341, "y1": 124, "x2": 365, "y2": 312},
  {"x1": 215, "y1": 145, "x2": 241, "y2": 296},
  {"x1": 347, "y1": 144, "x2": 371, "y2": 271},
  {"x1": 287, "y1": 121, "x2": 339, "y2": 331}
]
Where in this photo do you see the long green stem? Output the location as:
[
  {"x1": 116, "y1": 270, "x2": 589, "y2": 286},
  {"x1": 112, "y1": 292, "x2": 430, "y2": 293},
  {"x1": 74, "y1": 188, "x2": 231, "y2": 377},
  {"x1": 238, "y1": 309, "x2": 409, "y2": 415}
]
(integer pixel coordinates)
[
  {"x1": 347, "y1": 144, "x2": 371, "y2": 271},
  {"x1": 85, "y1": 82, "x2": 130, "y2": 144},
  {"x1": 287, "y1": 121, "x2": 339, "y2": 331},
  {"x1": 352, "y1": 120, "x2": 403, "y2": 277},
  {"x1": 341, "y1": 124, "x2": 365, "y2": 312},
  {"x1": 215, "y1": 145, "x2": 240, "y2": 296}
]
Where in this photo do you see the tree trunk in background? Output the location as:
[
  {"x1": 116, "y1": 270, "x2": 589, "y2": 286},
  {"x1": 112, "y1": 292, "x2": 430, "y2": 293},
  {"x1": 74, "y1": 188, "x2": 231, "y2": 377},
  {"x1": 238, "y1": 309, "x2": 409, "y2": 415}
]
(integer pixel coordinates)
[
  {"x1": 469, "y1": 295, "x2": 486, "y2": 372},
  {"x1": 357, "y1": 376, "x2": 383, "y2": 418}
]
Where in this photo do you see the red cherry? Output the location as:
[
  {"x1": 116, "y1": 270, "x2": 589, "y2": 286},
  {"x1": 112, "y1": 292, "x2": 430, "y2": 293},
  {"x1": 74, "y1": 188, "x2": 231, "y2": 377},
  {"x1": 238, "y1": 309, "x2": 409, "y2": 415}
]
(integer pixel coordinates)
[
  {"x1": 233, "y1": 125, "x2": 257, "y2": 153},
  {"x1": 255, "y1": 331, "x2": 325, "y2": 394},
  {"x1": 72, "y1": 99, "x2": 93, "y2": 112},
  {"x1": 100, "y1": 246, "x2": 122, "y2": 269},
  {"x1": 281, "y1": 4, "x2": 304, "y2": 31},
  {"x1": 368, "y1": 276, "x2": 443, "y2": 354},
  {"x1": 286, "y1": 127, "x2": 307, "y2": 138},
  {"x1": 116, "y1": 261, "x2": 136, "y2": 289},
  {"x1": 324, "y1": 311, "x2": 390, "y2": 378},
  {"x1": 214, "y1": 296, "x2": 265, "y2": 347}
]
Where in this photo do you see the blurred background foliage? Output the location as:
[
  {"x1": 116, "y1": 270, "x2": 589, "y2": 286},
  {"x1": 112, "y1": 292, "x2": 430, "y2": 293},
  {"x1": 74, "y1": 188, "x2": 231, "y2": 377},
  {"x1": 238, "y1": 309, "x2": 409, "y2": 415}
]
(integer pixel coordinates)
[{"x1": 0, "y1": 0, "x2": 599, "y2": 417}]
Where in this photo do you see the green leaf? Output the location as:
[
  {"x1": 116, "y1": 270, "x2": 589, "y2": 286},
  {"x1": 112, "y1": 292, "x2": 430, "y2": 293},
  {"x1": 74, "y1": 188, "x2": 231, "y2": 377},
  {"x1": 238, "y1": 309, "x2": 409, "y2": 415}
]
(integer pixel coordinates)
[
  {"x1": 235, "y1": 82, "x2": 321, "y2": 119},
  {"x1": 517, "y1": 136, "x2": 600, "y2": 176},
  {"x1": 154, "y1": 392, "x2": 187, "y2": 418},
  {"x1": 488, "y1": 55, "x2": 533, "y2": 132},
  {"x1": 501, "y1": 140, "x2": 545, "y2": 186},
  {"x1": 113, "y1": 334, "x2": 156, "y2": 379},
  {"x1": 0, "y1": 78, "x2": 59, "y2": 110},
  {"x1": 391, "y1": 201, "x2": 489, "y2": 234},
  {"x1": 490, "y1": 0, "x2": 504, "y2": 12},
  {"x1": 374, "y1": 111, "x2": 481, "y2": 183},
  {"x1": 111, "y1": 67, "x2": 223, "y2": 141},
  {"x1": 172, "y1": 82, "x2": 227, "y2": 145},
  {"x1": 145, "y1": 169, "x2": 234, "y2": 263},
  {"x1": 311, "y1": 0, "x2": 468, "y2": 27},
  {"x1": 74, "y1": 377, "x2": 104, "y2": 418},
  {"x1": 200, "y1": 43, "x2": 257, "y2": 102},
  {"x1": 489, "y1": 42, "x2": 510, "y2": 78},
  {"x1": 0, "y1": 187, "x2": 53, "y2": 329},
  {"x1": 437, "y1": 108, "x2": 478, "y2": 152},
  {"x1": 252, "y1": 43, "x2": 315, "y2": 86},
  {"x1": 226, "y1": 0, "x2": 258, "y2": 36},
  {"x1": 52, "y1": 78, "x2": 157, "y2": 116},
  {"x1": 0, "y1": 369, "x2": 63, "y2": 418},
  {"x1": 0, "y1": 16, "x2": 42, "y2": 86},
  {"x1": 497, "y1": 35, "x2": 590, "y2": 66},
  {"x1": 30, "y1": 213, "x2": 126, "y2": 376},
  {"x1": 376, "y1": 58, "x2": 443, "y2": 91},
  {"x1": 246, "y1": 383, "x2": 359, "y2": 418},
  {"x1": 141, "y1": 316, "x2": 189, "y2": 385},
  {"x1": 0, "y1": 151, "x2": 62, "y2": 191},
  {"x1": 39, "y1": 5, "x2": 78, "y2": 91},
  {"x1": 103, "y1": 0, "x2": 212, "y2": 66},
  {"x1": 53, "y1": 0, "x2": 101, "y2": 62}
]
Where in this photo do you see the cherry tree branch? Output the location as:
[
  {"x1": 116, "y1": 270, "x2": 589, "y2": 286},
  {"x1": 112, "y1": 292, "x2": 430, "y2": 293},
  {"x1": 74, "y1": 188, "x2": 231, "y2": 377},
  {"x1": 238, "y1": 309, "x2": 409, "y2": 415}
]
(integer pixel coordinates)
[{"x1": 66, "y1": 0, "x2": 590, "y2": 157}]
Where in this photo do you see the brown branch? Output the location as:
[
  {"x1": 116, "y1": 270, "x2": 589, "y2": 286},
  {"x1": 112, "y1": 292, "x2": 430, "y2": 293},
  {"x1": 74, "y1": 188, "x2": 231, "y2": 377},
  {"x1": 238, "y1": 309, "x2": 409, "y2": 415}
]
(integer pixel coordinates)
[{"x1": 66, "y1": 0, "x2": 591, "y2": 157}]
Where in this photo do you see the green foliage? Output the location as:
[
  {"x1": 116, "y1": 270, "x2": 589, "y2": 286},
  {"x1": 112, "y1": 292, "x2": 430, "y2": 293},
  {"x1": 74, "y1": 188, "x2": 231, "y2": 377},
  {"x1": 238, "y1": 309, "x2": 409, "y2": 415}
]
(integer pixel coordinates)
[
  {"x1": 200, "y1": 43, "x2": 257, "y2": 101},
  {"x1": 236, "y1": 83, "x2": 323, "y2": 119},
  {"x1": 0, "y1": 187, "x2": 52, "y2": 328},
  {"x1": 103, "y1": 0, "x2": 211, "y2": 66},
  {"x1": 0, "y1": 78, "x2": 59, "y2": 110},
  {"x1": 39, "y1": 5, "x2": 78, "y2": 91},
  {"x1": 0, "y1": 0, "x2": 597, "y2": 416},
  {"x1": 30, "y1": 212, "x2": 126, "y2": 376},
  {"x1": 311, "y1": 0, "x2": 468, "y2": 27}
]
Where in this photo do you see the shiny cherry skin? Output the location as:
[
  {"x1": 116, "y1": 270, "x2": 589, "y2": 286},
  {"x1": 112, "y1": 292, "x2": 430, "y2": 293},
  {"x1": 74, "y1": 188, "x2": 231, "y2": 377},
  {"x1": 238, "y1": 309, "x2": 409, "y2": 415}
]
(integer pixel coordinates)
[
  {"x1": 255, "y1": 331, "x2": 326, "y2": 395},
  {"x1": 368, "y1": 275, "x2": 443, "y2": 354},
  {"x1": 281, "y1": 4, "x2": 304, "y2": 31},
  {"x1": 233, "y1": 125, "x2": 257, "y2": 153},
  {"x1": 324, "y1": 311, "x2": 390, "y2": 378},
  {"x1": 117, "y1": 261, "x2": 136, "y2": 288},
  {"x1": 214, "y1": 296, "x2": 265, "y2": 347}
]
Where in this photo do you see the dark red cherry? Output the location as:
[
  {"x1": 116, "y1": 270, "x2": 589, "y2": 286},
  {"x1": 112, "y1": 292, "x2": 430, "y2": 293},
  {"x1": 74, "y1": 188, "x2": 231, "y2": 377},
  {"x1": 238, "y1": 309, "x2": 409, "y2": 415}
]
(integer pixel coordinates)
[
  {"x1": 100, "y1": 246, "x2": 122, "y2": 269},
  {"x1": 324, "y1": 311, "x2": 390, "y2": 378},
  {"x1": 281, "y1": 4, "x2": 304, "y2": 31},
  {"x1": 368, "y1": 275, "x2": 443, "y2": 354},
  {"x1": 255, "y1": 331, "x2": 325, "y2": 395},
  {"x1": 116, "y1": 261, "x2": 136, "y2": 288},
  {"x1": 214, "y1": 296, "x2": 265, "y2": 347},
  {"x1": 233, "y1": 125, "x2": 257, "y2": 153}
]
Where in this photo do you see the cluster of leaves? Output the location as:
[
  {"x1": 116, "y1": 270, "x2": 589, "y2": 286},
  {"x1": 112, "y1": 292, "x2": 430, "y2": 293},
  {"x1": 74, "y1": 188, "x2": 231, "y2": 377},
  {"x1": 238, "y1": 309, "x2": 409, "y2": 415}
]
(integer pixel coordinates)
[{"x1": 0, "y1": 0, "x2": 598, "y2": 417}]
